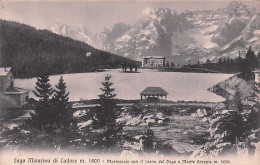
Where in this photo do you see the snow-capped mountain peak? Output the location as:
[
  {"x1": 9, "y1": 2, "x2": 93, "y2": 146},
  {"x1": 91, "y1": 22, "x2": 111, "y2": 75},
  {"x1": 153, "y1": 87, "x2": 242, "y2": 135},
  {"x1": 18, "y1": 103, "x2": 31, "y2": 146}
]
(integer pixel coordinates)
[
  {"x1": 49, "y1": 23, "x2": 99, "y2": 48},
  {"x1": 47, "y1": 2, "x2": 260, "y2": 65}
]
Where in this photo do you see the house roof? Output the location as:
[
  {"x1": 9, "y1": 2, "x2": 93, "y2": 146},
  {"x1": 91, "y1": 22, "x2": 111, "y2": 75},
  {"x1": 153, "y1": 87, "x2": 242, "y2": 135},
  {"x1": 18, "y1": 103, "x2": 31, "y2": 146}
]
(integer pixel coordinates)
[
  {"x1": 4, "y1": 87, "x2": 30, "y2": 94},
  {"x1": 0, "y1": 67, "x2": 12, "y2": 76},
  {"x1": 142, "y1": 56, "x2": 165, "y2": 59},
  {"x1": 140, "y1": 87, "x2": 168, "y2": 95}
]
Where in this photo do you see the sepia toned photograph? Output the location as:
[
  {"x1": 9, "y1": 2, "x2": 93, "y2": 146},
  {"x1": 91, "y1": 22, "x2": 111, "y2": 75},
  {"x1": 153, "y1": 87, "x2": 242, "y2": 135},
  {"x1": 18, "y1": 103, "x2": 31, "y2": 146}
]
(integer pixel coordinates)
[{"x1": 0, "y1": 0, "x2": 259, "y2": 164}]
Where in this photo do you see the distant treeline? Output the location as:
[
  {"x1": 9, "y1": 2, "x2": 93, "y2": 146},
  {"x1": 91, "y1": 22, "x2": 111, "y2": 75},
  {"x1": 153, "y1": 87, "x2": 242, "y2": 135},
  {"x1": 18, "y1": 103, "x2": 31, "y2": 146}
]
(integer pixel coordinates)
[
  {"x1": 184, "y1": 47, "x2": 260, "y2": 76},
  {"x1": 0, "y1": 19, "x2": 140, "y2": 78}
]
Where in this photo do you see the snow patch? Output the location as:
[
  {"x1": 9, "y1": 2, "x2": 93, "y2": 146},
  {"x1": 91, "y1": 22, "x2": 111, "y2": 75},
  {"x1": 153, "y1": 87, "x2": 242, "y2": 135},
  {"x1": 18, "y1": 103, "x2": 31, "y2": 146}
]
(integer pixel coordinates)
[
  {"x1": 73, "y1": 110, "x2": 87, "y2": 118},
  {"x1": 77, "y1": 120, "x2": 93, "y2": 129},
  {"x1": 248, "y1": 37, "x2": 258, "y2": 43},
  {"x1": 142, "y1": 8, "x2": 153, "y2": 16},
  {"x1": 254, "y1": 30, "x2": 260, "y2": 35},
  {"x1": 200, "y1": 25, "x2": 218, "y2": 34},
  {"x1": 21, "y1": 130, "x2": 30, "y2": 134},
  {"x1": 5, "y1": 123, "x2": 20, "y2": 130},
  {"x1": 192, "y1": 33, "x2": 217, "y2": 49},
  {"x1": 120, "y1": 34, "x2": 131, "y2": 41}
]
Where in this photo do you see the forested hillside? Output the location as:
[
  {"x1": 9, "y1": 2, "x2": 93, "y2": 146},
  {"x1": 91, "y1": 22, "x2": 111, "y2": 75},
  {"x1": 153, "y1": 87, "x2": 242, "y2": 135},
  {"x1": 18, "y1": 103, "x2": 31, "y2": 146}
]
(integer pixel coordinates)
[{"x1": 0, "y1": 19, "x2": 140, "y2": 78}]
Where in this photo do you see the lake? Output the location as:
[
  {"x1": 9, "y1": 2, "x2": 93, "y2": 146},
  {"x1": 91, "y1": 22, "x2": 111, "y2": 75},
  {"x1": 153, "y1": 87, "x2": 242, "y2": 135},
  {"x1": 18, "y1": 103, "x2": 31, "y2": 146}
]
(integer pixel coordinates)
[{"x1": 14, "y1": 69, "x2": 233, "y2": 102}]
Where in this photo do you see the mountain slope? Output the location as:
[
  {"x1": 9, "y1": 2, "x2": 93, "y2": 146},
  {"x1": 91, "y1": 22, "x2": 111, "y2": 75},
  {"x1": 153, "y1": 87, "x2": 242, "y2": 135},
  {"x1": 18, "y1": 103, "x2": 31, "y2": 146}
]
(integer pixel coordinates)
[
  {"x1": 46, "y1": 2, "x2": 260, "y2": 65},
  {"x1": 110, "y1": 8, "x2": 180, "y2": 61},
  {"x1": 0, "y1": 19, "x2": 139, "y2": 78},
  {"x1": 101, "y1": 2, "x2": 260, "y2": 64},
  {"x1": 50, "y1": 23, "x2": 100, "y2": 48}
]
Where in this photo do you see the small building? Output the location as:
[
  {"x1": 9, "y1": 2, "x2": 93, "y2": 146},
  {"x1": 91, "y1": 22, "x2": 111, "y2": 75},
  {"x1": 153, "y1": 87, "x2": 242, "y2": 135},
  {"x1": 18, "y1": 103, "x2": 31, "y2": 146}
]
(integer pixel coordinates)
[
  {"x1": 4, "y1": 87, "x2": 29, "y2": 106},
  {"x1": 140, "y1": 87, "x2": 168, "y2": 102},
  {"x1": 142, "y1": 56, "x2": 165, "y2": 67},
  {"x1": 86, "y1": 52, "x2": 91, "y2": 57},
  {"x1": 0, "y1": 67, "x2": 13, "y2": 93},
  {"x1": 0, "y1": 67, "x2": 29, "y2": 107},
  {"x1": 253, "y1": 69, "x2": 260, "y2": 83}
]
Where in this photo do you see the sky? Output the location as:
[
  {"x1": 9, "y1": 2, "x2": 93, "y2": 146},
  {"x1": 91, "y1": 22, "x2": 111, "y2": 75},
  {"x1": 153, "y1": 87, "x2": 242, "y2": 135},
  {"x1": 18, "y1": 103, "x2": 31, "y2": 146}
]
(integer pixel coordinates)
[{"x1": 0, "y1": 0, "x2": 259, "y2": 33}]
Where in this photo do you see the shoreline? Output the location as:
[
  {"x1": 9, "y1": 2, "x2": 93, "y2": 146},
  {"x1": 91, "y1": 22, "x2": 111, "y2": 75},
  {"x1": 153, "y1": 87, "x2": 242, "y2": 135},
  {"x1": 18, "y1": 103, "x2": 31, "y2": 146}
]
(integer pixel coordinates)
[
  {"x1": 156, "y1": 67, "x2": 239, "y2": 74},
  {"x1": 71, "y1": 99, "x2": 218, "y2": 109}
]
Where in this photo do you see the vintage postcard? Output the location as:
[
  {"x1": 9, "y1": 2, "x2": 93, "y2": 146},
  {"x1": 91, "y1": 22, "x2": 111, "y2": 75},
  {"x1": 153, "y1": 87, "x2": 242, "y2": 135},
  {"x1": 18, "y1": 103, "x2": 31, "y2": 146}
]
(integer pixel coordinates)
[{"x1": 0, "y1": 0, "x2": 259, "y2": 165}]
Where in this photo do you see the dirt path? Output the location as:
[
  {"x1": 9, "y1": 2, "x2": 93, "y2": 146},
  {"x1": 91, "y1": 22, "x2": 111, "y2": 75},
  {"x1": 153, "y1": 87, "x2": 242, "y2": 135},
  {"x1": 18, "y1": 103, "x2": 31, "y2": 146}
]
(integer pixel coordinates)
[{"x1": 72, "y1": 102, "x2": 217, "y2": 109}]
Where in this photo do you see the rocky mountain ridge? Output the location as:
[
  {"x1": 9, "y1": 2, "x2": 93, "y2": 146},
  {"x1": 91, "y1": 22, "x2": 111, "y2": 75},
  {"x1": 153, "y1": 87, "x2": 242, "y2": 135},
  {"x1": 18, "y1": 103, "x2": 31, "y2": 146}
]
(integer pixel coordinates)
[{"x1": 50, "y1": 2, "x2": 260, "y2": 65}]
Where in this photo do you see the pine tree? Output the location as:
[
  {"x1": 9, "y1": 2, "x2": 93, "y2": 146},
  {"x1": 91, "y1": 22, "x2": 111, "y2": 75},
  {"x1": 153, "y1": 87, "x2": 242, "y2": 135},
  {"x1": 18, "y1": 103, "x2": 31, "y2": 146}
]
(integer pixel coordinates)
[
  {"x1": 33, "y1": 74, "x2": 53, "y2": 108},
  {"x1": 241, "y1": 46, "x2": 257, "y2": 79},
  {"x1": 98, "y1": 75, "x2": 116, "y2": 101},
  {"x1": 166, "y1": 61, "x2": 169, "y2": 67},
  {"x1": 171, "y1": 62, "x2": 175, "y2": 67},
  {"x1": 33, "y1": 74, "x2": 54, "y2": 127},
  {"x1": 96, "y1": 74, "x2": 117, "y2": 126},
  {"x1": 237, "y1": 51, "x2": 242, "y2": 62},
  {"x1": 53, "y1": 76, "x2": 70, "y2": 110},
  {"x1": 218, "y1": 58, "x2": 222, "y2": 63},
  {"x1": 233, "y1": 86, "x2": 243, "y2": 113},
  {"x1": 52, "y1": 76, "x2": 70, "y2": 127},
  {"x1": 257, "y1": 51, "x2": 260, "y2": 68},
  {"x1": 94, "y1": 74, "x2": 120, "y2": 147},
  {"x1": 245, "y1": 46, "x2": 257, "y2": 69},
  {"x1": 227, "y1": 57, "x2": 231, "y2": 63}
]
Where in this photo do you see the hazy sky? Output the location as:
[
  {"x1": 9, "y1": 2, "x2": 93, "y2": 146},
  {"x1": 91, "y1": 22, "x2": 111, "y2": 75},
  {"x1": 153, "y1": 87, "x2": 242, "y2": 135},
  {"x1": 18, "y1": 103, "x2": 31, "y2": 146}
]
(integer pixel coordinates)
[{"x1": 0, "y1": 0, "x2": 259, "y2": 33}]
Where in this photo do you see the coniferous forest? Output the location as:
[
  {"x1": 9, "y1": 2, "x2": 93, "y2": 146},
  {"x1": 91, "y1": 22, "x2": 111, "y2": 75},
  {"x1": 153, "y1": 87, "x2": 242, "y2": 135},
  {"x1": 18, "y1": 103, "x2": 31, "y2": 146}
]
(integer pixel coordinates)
[
  {"x1": 0, "y1": 19, "x2": 140, "y2": 78},
  {"x1": 185, "y1": 48, "x2": 259, "y2": 71}
]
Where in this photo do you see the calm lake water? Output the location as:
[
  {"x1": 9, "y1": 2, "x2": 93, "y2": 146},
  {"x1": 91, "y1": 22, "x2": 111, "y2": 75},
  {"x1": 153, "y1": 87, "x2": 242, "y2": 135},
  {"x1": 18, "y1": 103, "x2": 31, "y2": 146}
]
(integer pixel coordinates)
[{"x1": 15, "y1": 69, "x2": 233, "y2": 102}]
